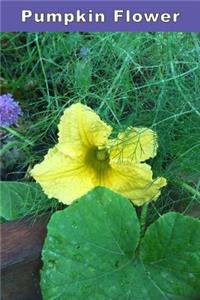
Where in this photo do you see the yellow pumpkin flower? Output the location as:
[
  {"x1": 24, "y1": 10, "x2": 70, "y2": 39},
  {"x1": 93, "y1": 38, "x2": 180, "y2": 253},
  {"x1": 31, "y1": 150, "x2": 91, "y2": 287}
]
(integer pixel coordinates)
[{"x1": 31, "y1": 103, "x2": 166, "y2": 206}]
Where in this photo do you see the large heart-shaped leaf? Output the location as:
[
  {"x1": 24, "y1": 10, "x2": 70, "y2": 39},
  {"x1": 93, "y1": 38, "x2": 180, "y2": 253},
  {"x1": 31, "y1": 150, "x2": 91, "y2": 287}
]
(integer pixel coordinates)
[
  {"x1": 141, "y1": 212, "x2": 200, "y2": 299},
  {"x1": 0, "y1": 181, "x2": 54, "y2": 221},
  {"x1": 41, "y1": 187, "x2": 200, "y2": 300}
]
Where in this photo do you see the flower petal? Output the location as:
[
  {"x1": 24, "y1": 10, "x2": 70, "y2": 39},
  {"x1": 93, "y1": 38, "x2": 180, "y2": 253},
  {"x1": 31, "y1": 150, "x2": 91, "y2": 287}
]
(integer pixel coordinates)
[
  {"x1": 57, "y1": 103, "x2": 112, "y2": 157},
  {"x1": 110, "y1": 127, "x2": 158, "y2": 163},
  {"x1": 31, "y1": 147, "x2": 95, "y2": 204},
  {"x1": 104, "y1": 162, "x2": 166, "y2": 206}
]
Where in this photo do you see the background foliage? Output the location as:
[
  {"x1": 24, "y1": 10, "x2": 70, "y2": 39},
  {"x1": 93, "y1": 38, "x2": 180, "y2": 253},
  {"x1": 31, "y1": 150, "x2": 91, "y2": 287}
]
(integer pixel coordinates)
[{"x1": 1, "y1": 32, "x2": 200, "y2": 220}]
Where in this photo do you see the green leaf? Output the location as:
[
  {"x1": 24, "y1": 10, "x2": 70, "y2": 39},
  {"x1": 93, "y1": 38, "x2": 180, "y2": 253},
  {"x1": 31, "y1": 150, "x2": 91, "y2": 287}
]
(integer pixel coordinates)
[
  {"x1": 141, "y1": 212, "x2": 200, "y2": 298},
  {"x1": 41, "y1": 187, "x2": 200, "y2": 300},
  {"x1": 0, "y1": 181, "x2": 53, "y2": 221}
]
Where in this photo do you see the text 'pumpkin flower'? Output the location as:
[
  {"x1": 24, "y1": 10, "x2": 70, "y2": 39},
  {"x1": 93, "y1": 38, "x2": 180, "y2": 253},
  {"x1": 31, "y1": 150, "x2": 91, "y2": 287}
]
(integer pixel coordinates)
[{"x1": 31, "y1": 103, "x2": 166, "y2": 206}]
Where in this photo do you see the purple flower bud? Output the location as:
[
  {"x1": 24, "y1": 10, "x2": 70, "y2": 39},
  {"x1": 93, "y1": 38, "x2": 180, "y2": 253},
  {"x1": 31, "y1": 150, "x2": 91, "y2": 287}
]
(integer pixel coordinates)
[{"x1": 0, "y1": 94, "x2": 22, "y2": 126}]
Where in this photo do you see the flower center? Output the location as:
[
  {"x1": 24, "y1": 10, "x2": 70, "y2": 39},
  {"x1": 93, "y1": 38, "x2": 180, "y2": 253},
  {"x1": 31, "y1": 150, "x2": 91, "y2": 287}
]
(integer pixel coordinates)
[
  {"x1": 96, "y1": 149, "x2": 109, "y2": 161},
  {"x1": 85, "y1": 147, "x2": 110, "y2": 185}
]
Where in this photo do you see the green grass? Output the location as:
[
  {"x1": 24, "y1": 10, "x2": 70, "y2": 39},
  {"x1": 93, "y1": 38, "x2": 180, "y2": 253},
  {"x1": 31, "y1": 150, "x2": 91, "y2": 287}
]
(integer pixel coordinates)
[{"x1": 1, "y1": 32, "x2": 200, "y2": 219}]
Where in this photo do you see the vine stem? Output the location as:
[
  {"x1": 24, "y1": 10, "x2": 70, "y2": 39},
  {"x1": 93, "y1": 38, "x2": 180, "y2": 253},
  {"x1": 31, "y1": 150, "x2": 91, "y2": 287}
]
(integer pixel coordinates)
[
  {"x1": 140, "y1": 203, "x2": 148, "y2": 238},
  {"x1": 181, "y1": 181, "x2": 200, "y2": 199},
  {"x1": 135, "y1": 203, "x2": 149, "y2": 256},
  {"x1": 171, "y1": 178, "x2": 200, "y2": 200}
]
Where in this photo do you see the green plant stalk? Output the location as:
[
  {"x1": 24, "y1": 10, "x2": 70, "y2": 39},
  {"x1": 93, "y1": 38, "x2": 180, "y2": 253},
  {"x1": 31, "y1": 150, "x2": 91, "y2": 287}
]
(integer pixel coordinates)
[
  {"x1": 140, "y1": 203, "x2": 148, "y2": 238},
  {"x1": 1, "y1": 126, "x2": 33, "y2": 146},
  {"x1": 181, "y1": 181, "x2": 200, "y2": 199},
  {"x1": 140, "y1": 203, "x2": 148, "y2": 241},
  {"x1": 171, "y1": 178, "x2": 200, "y2": 200},
  {"x1": 134, "y1": 203, "x2": 148, "y2": 256}
]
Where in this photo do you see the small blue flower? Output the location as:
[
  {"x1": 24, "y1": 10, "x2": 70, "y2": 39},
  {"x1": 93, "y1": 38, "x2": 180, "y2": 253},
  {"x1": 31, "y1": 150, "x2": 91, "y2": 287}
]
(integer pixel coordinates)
[
  {"x1": 0, "y1": 94, "x2": 22, "y2": 126},
  {"x1": 79, "y1": 47, "x2": 90, "y2": 59}
]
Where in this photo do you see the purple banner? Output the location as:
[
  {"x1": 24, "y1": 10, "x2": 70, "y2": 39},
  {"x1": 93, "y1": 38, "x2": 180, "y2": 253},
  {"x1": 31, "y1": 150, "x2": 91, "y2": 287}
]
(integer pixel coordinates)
[{"x1": 1, "y1": 1, "x2": 200, "y2": 32}]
